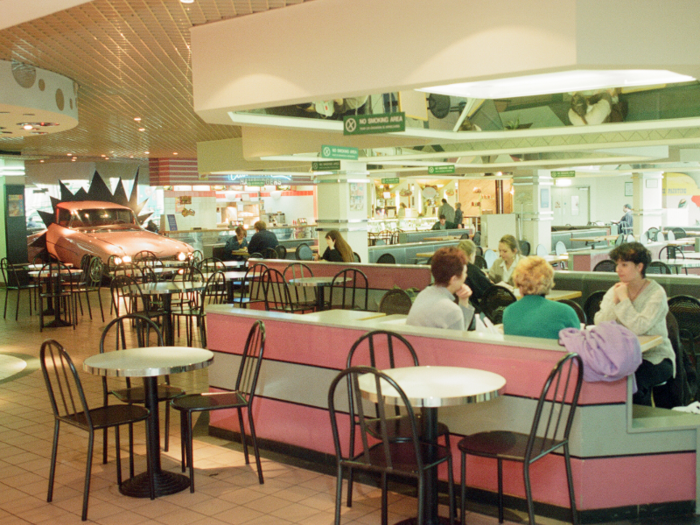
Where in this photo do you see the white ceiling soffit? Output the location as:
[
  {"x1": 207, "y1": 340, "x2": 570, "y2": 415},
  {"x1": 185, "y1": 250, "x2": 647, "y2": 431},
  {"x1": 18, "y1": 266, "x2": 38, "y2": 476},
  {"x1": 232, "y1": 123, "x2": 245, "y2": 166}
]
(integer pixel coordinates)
[
  {"x1": 592, "y1": 146, "x2": 669, "y2": 159},
  {"x1": 0, "y1": 0, "x2": 94, "y2": 30}
]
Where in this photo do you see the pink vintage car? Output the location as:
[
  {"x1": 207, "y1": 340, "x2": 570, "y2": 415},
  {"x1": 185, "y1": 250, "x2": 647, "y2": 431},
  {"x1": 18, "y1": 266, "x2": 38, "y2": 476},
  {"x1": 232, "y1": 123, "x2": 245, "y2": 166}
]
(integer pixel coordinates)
[{"x1": 45, "y1": 201, "x2": 193, "y2": 267}]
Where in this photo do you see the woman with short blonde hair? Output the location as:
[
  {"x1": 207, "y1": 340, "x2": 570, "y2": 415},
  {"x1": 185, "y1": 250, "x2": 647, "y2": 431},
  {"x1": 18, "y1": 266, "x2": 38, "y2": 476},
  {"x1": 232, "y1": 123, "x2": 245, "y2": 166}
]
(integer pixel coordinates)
[{"x1": 502, "y1": 256, "x2": 579, "y2": 339}]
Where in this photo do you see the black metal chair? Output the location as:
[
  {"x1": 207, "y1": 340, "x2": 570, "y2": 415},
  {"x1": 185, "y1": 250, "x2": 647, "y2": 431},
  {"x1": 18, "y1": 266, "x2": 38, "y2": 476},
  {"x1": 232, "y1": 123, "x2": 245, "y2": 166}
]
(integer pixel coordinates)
[
  {"x1": 261, "y1": 267, "x2": 316, "y2": 314},
  {"x1": 38, "y1": 261, "x2": 79, "y2": 331},
  {"x1": 1, "y1": 258, "x2": 38, "y2": 320},
  {"x1": 519, "y1": 240, "x2": 531, "y2": 256},
  {"x1": 41, "y1": 339, "x2": 151, "y2": 521},
  {"x1": 474, "y1": 255, "x2": 488, "y2": 270},
  {"x1": 647, "y1": 260, "x2": 673, "y2": 274},
  {"x1": 275, "y1": 244, "x2": 287, "y2": 259},
  {"x1": 230, "y1": 262, "x2": 267, "y2": 308},
  {"x1": 328, "y1": 365, "x2": 455, "y2": 525},
  {"x1": 473, "y1": 231, "x2": 481, "y2": 246},
  {"x1": 593, "y1": 259, "x2": 616, "y2": 272},
  {"x1": 378, "y1": 288, "x2": 413, "y2": 315},
  {"x1": 172, "y1": 270, "x2": 227, "y2": 346},
  {"x1": 659, "y1": 245, "x2": 684, "y2": 260},
  {"x1": 480, "y1": 286, "x2": 517, "y2": 325},
  {"x1": 376, "y1": 253, "x2": 396, "y2": 264},
  {"x1": 261, "y1": 247, "x2": 279, "y2": 259},
  {"x1": 653, "y1": 312, "x2": 696, "y2": 408},
  {"x1": 69, "y1": 255, "x2": 106, "y2": 322},
  {"x1": 345, "y1": 330, "x2": 451, "y2": 508},
  {"x1": 559, "y1": 299, "x2": 586, "y2": 325},
  {"x1": 283, "y1": 262, "x2": 317, "y2": 310},
  {"x1": 199, "y1": 257, "x2": 226, "y2": 272},
  {"x1": 172, "y1": 320, "x2": 266, "y2": 491},
  {"x1": 329, "y1": 268, "x2": 369, "y2": 310},
  {"x1": 583, "y1": 290, "x2": 607, "y2": 326},
  {"x1": 99, "y1": 314, "x2": 183, "y2": 459},
  {"x1": 353, "y1": 252, "x2": 361, "y2": 262},
  {"x1": 458, "y1": 353, "x2": 583, "y2": 525},
  {"x1": 645, "y1": 227, "x2": 659, "y2": 242},
  {"x1": 668, "y1": 295, "x2": 700, "y2": 371},
  {"x1": 671, "y1": 227, "x2": 687, "y2": 239},
  {"x1": 295, "y1": 243, "x2": 314, "y2": 261}
]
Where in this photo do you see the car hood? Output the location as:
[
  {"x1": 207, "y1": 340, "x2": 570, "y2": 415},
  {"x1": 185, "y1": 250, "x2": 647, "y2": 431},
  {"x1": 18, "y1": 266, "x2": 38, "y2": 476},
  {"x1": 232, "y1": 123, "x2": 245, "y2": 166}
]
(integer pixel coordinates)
[{"x1": 84, "y1": 229, "x2": 192, "y2": 257}]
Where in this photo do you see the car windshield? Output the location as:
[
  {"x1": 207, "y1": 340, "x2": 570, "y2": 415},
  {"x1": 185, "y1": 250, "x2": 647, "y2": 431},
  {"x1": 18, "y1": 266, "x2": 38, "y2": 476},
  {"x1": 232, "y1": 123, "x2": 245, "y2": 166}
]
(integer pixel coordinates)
[{"x1": 69, "y1": 208, "x2": 138, "y2": 229}]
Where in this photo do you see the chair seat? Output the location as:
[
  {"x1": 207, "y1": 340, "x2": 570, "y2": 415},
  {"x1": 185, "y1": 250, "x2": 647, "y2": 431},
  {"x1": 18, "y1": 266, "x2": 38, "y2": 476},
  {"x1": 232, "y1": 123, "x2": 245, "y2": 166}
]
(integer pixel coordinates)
[
  {"x1": 171, "y1": 391, "x2": 247, "y2": 412},
  {"x1": 366, "y1": 415, "x2": 449, "y2": 443},
  {"x1": 458, "y1": 430, "x2": 565, "y2": 462},
  {"x1": 355, "y1": 441, "x2": 452, "y2": 473},
  {"x1": 112, "y1": 384, "x2": 184, "y2": 404},
  {"x1": 65, "y1": 404, "x2": 150, "y2": 430}
]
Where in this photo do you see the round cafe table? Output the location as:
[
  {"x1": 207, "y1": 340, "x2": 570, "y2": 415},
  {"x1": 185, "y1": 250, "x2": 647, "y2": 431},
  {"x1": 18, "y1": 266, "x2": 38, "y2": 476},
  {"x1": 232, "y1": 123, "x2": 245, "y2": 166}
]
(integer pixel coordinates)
[
  {"x1": 359, "y1": 365, "x2": 506, "y2": 525},
  {"x1": 83, "y1": 346, "x2": 214, "y2": 497}
]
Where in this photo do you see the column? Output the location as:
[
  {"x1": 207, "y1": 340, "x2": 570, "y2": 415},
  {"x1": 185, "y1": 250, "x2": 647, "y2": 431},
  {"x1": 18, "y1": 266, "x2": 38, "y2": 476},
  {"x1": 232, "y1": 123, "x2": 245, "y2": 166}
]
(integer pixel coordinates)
[
  {"x1": 316, "y1": 160, "x2": 369, "y2": 262},
  {"x1": 512, "y1": 169, "x2": 554, "y2": 252},
  {"x1": 0, "y1": 159, "x2": 28, "y2": 264},
  {"x1": 632, "y1": 171, "x2": 663, "y2": 238}
]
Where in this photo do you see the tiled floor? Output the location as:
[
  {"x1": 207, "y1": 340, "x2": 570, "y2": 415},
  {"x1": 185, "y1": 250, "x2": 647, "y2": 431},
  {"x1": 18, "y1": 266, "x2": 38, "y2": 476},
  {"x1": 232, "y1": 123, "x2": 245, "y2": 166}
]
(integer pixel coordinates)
[{"x1": 0, "y1": 289, "x2": 693, "y2": 524}]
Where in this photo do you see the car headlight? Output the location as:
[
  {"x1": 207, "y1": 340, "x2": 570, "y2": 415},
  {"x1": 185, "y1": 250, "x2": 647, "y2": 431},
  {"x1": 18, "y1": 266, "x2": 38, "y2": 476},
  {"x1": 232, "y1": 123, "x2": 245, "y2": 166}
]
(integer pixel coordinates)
[
  {"x1": 122, "y1": 255, "x2": 132, "y2": 264},
  {"x1": 114, "y1": 256, "x2": 123, "y2": 265}
]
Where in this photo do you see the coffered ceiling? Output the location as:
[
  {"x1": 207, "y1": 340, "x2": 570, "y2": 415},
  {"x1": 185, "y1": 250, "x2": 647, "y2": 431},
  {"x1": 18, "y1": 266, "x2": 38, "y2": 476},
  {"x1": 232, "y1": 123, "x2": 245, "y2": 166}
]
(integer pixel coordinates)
[{"x1": 0, "y1": 0, "x2": 306, "y2": 162}]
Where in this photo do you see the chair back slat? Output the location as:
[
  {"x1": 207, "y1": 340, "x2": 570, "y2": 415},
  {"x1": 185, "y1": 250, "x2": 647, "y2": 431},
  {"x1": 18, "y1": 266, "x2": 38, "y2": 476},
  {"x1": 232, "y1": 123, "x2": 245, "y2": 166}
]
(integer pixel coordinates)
[
  {"x1": 261, "y1": 268, "x2": 296, "y2": 312},
  {"x1": 283, "y1": 263, "x2": 315, "y2": 306},
  {"x1": 235, "y1": 320, "x2": 266, "y2": 403}
]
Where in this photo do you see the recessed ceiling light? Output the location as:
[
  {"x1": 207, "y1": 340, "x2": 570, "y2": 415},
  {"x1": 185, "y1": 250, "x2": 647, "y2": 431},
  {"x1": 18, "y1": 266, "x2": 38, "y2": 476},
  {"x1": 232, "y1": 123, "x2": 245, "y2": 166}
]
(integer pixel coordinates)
[
  {"x1": 67, "y1": 153, "x2": 72, "y2": 156},
  {"x1": 139, "y1": 128, "x2": 145, "y2": 132},
  {"x1": 23, "y1": 124, "x2": 33, "y2": 130},
  {"x1": 180, "y1": 0, "x2": 195, "y2": 3},
  {"x1": 145, "y1": 151, "x2": 150, "y2": 154},
  {"x1": 101, "y1": 154, "x2": 106, "y2": 157},
  {"x1": 40, "y1": 160, "x2": 44, "y2": 163},
  {"x1": 134, "y1": 117, "x2": 141, "y2": 121},
  {"x1": 418, "y1": 69, "x2": 696, "y2": 99},
  {"x1": 173, "y1": 152, "x2": 178, "y2": 155}
]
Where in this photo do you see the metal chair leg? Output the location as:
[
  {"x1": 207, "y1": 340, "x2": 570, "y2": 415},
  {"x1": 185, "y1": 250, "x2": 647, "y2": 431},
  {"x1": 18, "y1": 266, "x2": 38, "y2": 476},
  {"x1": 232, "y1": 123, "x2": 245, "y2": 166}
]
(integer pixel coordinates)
[
  {"x1": 497, "y1": 458, "x2": 504, "y2": 524},
  {"x1": 82, "y1": 432, "x2": 95, "y2": 521},
  {"x1": 47, "y1": 421, "x2": 60, "y2": 503}
]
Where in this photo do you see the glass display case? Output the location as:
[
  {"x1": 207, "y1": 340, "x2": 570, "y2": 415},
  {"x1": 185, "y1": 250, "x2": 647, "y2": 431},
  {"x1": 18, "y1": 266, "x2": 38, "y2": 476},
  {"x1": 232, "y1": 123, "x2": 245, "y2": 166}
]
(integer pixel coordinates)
[{"x1": 368, "y1": 217, "x2": 437, "y2": 233}]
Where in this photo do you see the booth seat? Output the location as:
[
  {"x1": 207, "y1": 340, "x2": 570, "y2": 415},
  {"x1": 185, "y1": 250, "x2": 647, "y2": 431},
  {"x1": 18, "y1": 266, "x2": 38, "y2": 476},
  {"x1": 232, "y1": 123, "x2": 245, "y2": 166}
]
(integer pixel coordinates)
[
  {"x1": 551, "y1": 227, "x2": 611, "y2": 252},
  {"x1": 368, "y1": 239, "x2": 464, "y2": 264},
  {"x1": 205, "y1": 306, "x2": 700, "y2": 523}
]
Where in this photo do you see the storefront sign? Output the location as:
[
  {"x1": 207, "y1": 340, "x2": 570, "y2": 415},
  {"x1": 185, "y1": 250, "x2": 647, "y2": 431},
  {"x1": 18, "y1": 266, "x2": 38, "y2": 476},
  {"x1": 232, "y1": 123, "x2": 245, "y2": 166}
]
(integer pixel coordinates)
[
  {"x1": 552, "y1": 170, "x2": 576, "y2": 178},
  {"x1": 427, "y1": 165, "x2": 455, "y2": 175},
  {"x1": 381, "y1": 177, "x2": 400, "y2": 184},
  {"x1": 343, "y1": 112, "x2": 405, "y2": 135},
  {"x1": 311, "y1": 160, "x2": 341, "y2": 171},
  {"x1": 321, "y1": 145, "x2": 359, "y2": 160}
]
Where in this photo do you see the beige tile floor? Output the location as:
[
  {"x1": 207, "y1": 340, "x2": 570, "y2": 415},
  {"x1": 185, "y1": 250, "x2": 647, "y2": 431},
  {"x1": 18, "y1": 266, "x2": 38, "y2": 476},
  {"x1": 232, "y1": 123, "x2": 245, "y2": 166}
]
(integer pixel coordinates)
[{"x1": 0, "y1": 289, "x2": 587, "y2": 524}]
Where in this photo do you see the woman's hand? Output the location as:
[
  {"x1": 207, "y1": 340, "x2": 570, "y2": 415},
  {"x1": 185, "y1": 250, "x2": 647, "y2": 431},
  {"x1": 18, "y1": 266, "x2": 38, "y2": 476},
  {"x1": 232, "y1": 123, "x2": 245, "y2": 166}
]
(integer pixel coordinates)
[
  {"x1": 612, "y1": 282, "x2": 629, "y2": 304},
  {"x1": 455, "y1": 284, "x2": 473, "y2": 306}
]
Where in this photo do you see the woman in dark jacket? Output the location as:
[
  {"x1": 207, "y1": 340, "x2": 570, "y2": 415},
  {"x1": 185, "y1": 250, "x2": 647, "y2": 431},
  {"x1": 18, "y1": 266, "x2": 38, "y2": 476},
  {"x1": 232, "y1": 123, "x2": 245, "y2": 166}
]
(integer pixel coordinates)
[
  {"x1": 456, "y1": 239, "x2": 492, "y2": 308},
  {"x1": 318, "y1": 230, "x2": 354, "y2": 262}
]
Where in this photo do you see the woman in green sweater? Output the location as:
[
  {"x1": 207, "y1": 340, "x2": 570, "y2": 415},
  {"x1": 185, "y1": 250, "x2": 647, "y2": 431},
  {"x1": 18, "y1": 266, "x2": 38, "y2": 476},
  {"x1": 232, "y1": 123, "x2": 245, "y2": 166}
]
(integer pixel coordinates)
[{"x1": 503, "y1": 256, "x2": 580, "y2": 339}]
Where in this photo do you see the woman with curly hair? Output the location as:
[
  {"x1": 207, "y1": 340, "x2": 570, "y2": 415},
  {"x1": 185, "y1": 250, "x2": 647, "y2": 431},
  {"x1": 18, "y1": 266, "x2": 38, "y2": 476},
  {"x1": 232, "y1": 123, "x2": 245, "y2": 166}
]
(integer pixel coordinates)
[{"x1": 502, "y1": 256, "x2": 579, "y2": 339}]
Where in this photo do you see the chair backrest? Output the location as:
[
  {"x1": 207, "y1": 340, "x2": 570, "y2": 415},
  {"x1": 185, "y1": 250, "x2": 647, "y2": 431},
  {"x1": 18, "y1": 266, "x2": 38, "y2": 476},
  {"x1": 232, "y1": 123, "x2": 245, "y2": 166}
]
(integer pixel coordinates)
[
  {"x1": 283, "y1": 263, "x2": 315, "y2": 306},
  {"x1": 328, "y1": 366, "x2": 422, "y2": 470},
  {"x1": 659, "y1": 245, "x2": 683, "y2": 260},
  {"x1": 87, "y1": 256, "x2": 104, "y2": 287},
  {"x1": 640, "y1": 232, "x2": 649, "y2": 245},
  {"x1": 610, "y1": 223, "x2": 619, "y2": 235},
  {"x1": 475, "y1": 246, "x2": 483, "y2": 257},
  {"x1": 235, "y1": 320, "x2": 266, "y2": 401},
  {"x1": 653, "y1": 312, "x2": 697, "y2": 409},
  {"x1": 460, "y1": 233, "x2": 470, "y2": 239},
  {"x1": 614, "y1": 234, "x2": 625, "y2": 246},
  {"x1": 110, "y1": 274, "x2": 134, "y2": 315},
  {"x1": 241, "y1": 262, "x2": 268, "y2": 303},
  {"x1": 525, "y1": 354, "x2": 583, "y2": 461},
  {"x1": 346, "y1": 330, "x2": 419, "y2": 369},
  {"x1": 295, "y1": 243, "x2": 314, "y2": 261},
  {"x1": 200, "y1": 257, "x2": 225, "y2": 272},
  {"x1": 378, "y1": 289, "x2": 413, "y2": 315},
  {"x1": 202, "y1": 270, "x2": 227, "y2": 306},
  {"x1": 261, "y1": 247, "x2": 279, "y2": 259},
  {"x1": 593, "y1": 259, "x2": 616, "y2": 272},
  {"x1": 519, "y1": 240, "x2": 531, "y2": 256},
  {"x1": 626, "y1": 234, "x2": 635, "y2": 243},
  {"x1": 668, "y1": 295, "x2": 700, "y2": 344},
  {"x1": 480, "y1": 285, "x2": 517, "y2": 324},
  {"x1": 558, "y1": 299, "x2": 586, "y2": 325},
  {"x1": 672, "y1": 227, "x2": 687, "y2": 239},
  {"x1": 646, "y1": 227, "x2": 659, "y2": 241},
  {"x1": 330, "y1": 268, "x2": 368, "y2": 310},
  {"x1": 483, "y1": 249, "x2": 497, "y2": 269},
  {"x1": 133, "y1": 250, "x2": 158, "y2": 264},
  {"x1": 100, "y1": 313, "x2": 164, "y2": 353},
  {"x1": 473, "y1": 231, "x2": 481, "y2": 246},
  {"x1": 376, "y1": 253, "x2": 396, "y2": 264},
  {"x1": 260, "y1": 268, "x2": 296, "y2": 312},
  {"x1": 39, "y1": 261, "x2": 76, "y2": 296},
  {"x1": 555, "y1": 241, "x2": 567, "y2": 256},
  {"x1": 657, "y1": 232, "x2": 665, "y2": 242},
  {"x1": 189, "y1": 250, "x2": 203, "y2": 266},
  {"x1": 275, "y1": 245, "x2": 287, "y2": 259},
  {"x1": 353, "y1": 252, "x2": 361, "y2": 263},
  {"x1": 535, "y1": 244, "x2": 548, "y2": 257},
  {"x1": 583, "y1": 290, "x2": 606, "y2": 324},
  {"x1": 474, "y1": 255, "x2": 488, "y2": 270},
  {"x1": 1, "y1": 258, "x2": 30, "y2": 288},
  {"x1": 647, "y1": 260, "x2": 673, "y2": 274},
  {"x1": 666, "y1": 230, "x2": 676, "y2": 241},
  {"x1": 40, "y1": 340, "x2": 93, "y2": 429}
]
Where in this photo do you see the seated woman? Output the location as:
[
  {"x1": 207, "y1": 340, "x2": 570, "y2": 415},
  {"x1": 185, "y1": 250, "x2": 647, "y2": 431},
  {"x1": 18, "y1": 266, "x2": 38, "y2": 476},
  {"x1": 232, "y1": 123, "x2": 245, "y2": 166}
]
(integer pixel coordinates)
[
  {"x1": 503, "y1": 256, "x2": 580, "y2": 339},
  {"x1": 317, "y1": 230, "x2": 353, "y2": 262},
  {"x1": 456, "y1": 239, "x2": 492, "y2": 308},
  {"x1": 488, "y1": 234, "x2": 522, "y2": 287},
  {"x1": 594, "y1": 242, "x2": 675, "y2": 406},
  {"x1": 406, "y1": 247, "x2": 475, "y2": 330},
  {"x1": 224, "y1": 226, "x2": 248, "y2": 260}
]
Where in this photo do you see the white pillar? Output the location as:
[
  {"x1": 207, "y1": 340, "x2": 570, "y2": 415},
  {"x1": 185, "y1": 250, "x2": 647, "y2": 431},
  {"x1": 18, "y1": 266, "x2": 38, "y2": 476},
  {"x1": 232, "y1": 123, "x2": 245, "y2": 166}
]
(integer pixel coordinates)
[
  {"x1": 512, "y1": 169, "x2": 554, "y2": 252},
  {"x1": 632, "y1": 171, "x2": 663, "y2": 237},
  {"x1": 316, "y1": 161, "x2": 369, "y2": 262}
]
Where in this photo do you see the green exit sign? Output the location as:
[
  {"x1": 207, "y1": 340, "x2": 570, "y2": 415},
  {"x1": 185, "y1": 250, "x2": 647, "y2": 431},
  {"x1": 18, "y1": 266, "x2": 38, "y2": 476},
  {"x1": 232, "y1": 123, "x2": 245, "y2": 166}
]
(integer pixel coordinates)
[
  {"x1": 552, "y1": 170, "x2": 576, "y2": 178},
  {"x1": 428, "y1": 165, "x2": 455, "y2": 175},
  {"x1": 381, "y1": 177, "x2": 400, "y2": 184}
]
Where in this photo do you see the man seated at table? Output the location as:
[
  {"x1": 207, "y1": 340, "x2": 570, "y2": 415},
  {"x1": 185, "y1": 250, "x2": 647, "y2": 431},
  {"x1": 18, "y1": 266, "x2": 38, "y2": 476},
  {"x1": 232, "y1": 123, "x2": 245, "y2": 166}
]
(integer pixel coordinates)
[
  {"x1": 247, "y1": 221, "x2": 279, "y2": 255},
  {"x1": 503, "y1": 256, "x2": 580, "y2": 339},
  {"x1": 431, "y1": 214, "x2": 457, "y2": 231},
  {"x1": 407, "y1": 247, "x2": 475, "y2": 330}
]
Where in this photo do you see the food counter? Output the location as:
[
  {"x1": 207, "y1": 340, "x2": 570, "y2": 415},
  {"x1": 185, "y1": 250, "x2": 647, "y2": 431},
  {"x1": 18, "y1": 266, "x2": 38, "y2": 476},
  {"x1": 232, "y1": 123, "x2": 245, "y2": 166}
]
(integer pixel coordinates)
[{"x1": 205, "y1": 306, "x2": 700, "y2": 522}]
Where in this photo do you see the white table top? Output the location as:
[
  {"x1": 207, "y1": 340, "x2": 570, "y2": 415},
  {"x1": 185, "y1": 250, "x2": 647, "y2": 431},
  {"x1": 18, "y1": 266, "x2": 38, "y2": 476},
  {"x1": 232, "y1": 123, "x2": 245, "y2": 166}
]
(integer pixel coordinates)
[
  {"x1": 83, "y1": 346, "x2": 214, "y2": 377},
  {"x1": 664, "y1": 258, "x2": 700, "y2": 268},
  {"x1": 289, "y1": 276, "x2": 340, "y2": 286},
  {"x1": 133, "y1": 281, "x2": 207, "y2": 295},
  {"x1": 359, "y1": 365, "x2": 506, "y2": 408}
]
